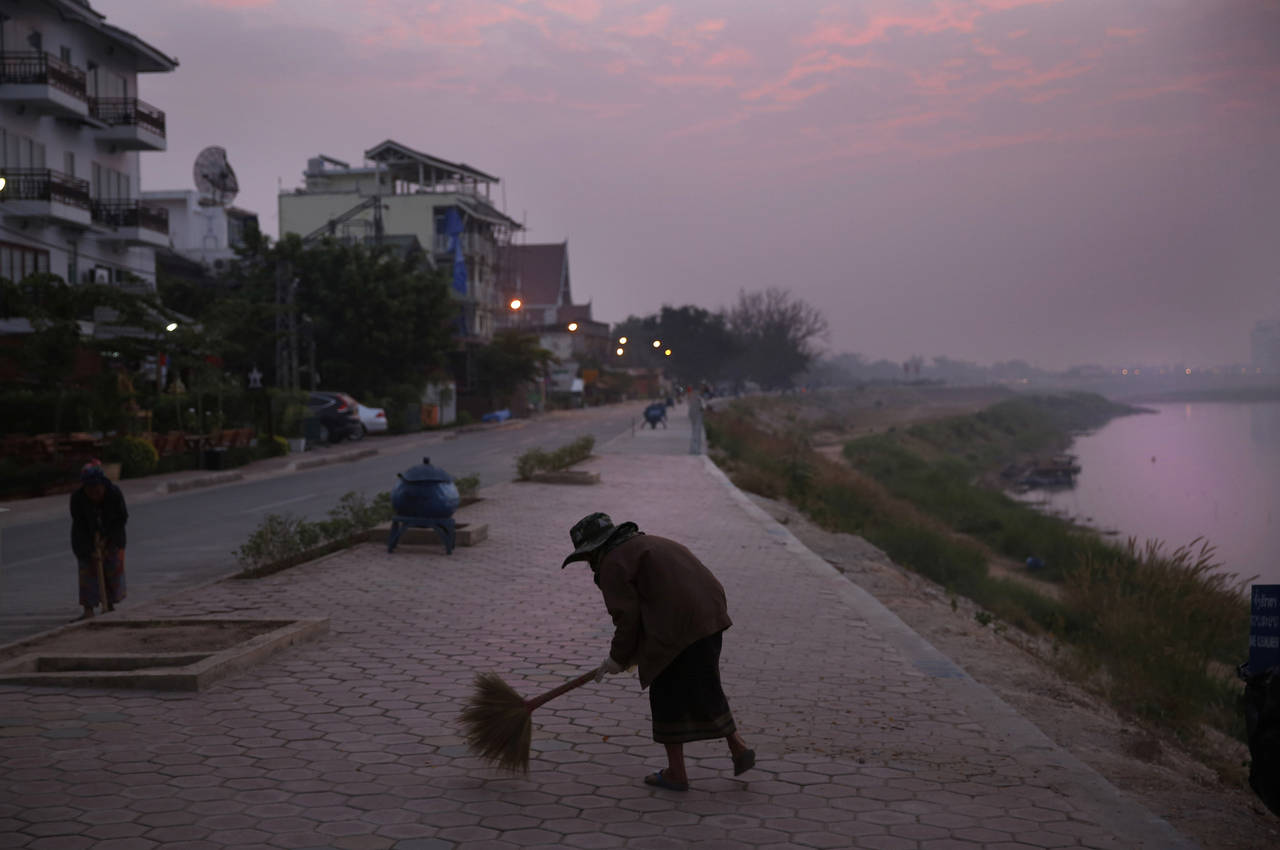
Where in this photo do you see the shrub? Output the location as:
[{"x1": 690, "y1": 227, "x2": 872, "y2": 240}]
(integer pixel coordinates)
[
  {"x1": 516, "y1": 435, "x2": 594, "y2": 480},
  {"x1": 0, "y1": 458, "x2": 81, "y2": 498},
  {"x1": 516, "y1": 448, "x2": 550, "y2": 480},
  {"x1": 454, "y1": 473, "x2": 480, "y2": 499},
  {"x1": 234, "y1": 490, "x2": 393, "y2": 572},
  {"x1": 261, "y1": 436, "x2": 289, "y2": 458},
  {"x1": 112, "y1": 436, "x2": 158, "y2": 479}
]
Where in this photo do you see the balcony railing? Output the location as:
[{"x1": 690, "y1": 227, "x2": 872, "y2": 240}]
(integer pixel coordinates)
[
  {"x1": 92, "y1": 199, "x2": 169, "y2": 234},
  {"x1": 0, "y1": 168, "x2": 91, "y2": 209},
  {"x1": 0, "y1": 51, "x2": 88, "y2": 100},
  {"x1": 90, "y1": 97, "x2": 166, "y2": 136}
]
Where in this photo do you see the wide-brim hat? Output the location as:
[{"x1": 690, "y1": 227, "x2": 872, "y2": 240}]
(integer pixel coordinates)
[{"x1": 561, "y1": 512, "x2": 623, "y2": 568}]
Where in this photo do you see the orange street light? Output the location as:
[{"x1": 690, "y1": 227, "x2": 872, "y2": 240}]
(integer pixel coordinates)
[
  {"x1": 664, "y1": 349, "x2": 672, "y2": 356},
  {"x1": 509, "y1": 298, "x2": 523, "y2": 311},
  {"x1": 567, "y1": 322, "x2": 579, "y2": 332},
  {"x1": 618, "y1": 336, "x2": 628, "y2": 345}
]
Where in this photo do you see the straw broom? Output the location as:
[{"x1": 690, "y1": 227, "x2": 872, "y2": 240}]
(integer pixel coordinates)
[{"x1": 460, "y1": 668, "x2": 597, "y2": 773}]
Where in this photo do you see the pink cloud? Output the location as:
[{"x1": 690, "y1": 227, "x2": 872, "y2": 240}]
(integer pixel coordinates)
[
  {"x1": 612, "y1": 5, "x2": 673, "y2": 38},
  {"x1": 742, "y1": 50, "x2": 879, "y2": 103},
  {"x1": 705, "y1": 47, "x2": 752, "y2": 69},
  {"x1": 543, "y1": 0, "x2": 602, "y2": 23},
  {"x1": 198, "y1": 0, "x2": 275, "y2": 7},
  {"x1": 652, "y1": 73, "x2": 734, "y2": 90},
  {"x1": 803, "y1": 0, "x2": 1066, "y2": 48},
  {"x1": 1105, "y1": 27, "x2": 1144, "y2": 41},
  {"x1": 696, "y1": 19, "x2": 726, "y2": 33}
]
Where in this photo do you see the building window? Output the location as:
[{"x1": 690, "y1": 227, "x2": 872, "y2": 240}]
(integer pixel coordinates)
[
  {"x1": 0, "y1": 241, "x2": 52, "y2": 283},
  {"x1": 0, "y1": 129, "x2": 46, "y2": 169}
]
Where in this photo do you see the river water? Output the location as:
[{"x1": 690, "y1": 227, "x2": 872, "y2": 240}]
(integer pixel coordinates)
[{"x1": 1020, "y1": 401, "x2": 1280, "y2": 585}]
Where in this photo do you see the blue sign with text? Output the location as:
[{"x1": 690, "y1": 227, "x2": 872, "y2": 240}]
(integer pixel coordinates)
[{"x1": 1248, "y1": 584, "x2": 1280, "y2": 674}]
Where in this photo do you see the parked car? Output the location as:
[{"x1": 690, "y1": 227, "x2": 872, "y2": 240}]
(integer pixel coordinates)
[
  {"x1": 305, "y1": 392, "x2": 363, "y2": 444},
  {"x1": 356, "y1": 402, "x2": 388, "y2": 436}
]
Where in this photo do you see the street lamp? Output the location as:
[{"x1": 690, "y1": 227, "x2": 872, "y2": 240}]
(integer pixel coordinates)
[
  {"x1": 664, "y1": 349, "x2": 672, "y2": 357},
  {"x1": 652, "y1": 340, "x2": 661, "y2": 348},
  {"x1": 509, "y1": 298, "x2": 522, "y2": 311},
  {"x1": 0, "y1": 176, "x2": 6, "y2": 193},
  {"x1": 165, "y1": 322, "x2": 178, "y2": 333},
  {"x1": 616, "y1": 347, "x2": 624, "y2": 356},
  {"x1": 567, "y1": 322, "x2": 578, "y2": 332},
  {"x1": 618, "y1": 336, "x2": 627, "y2": 345}
]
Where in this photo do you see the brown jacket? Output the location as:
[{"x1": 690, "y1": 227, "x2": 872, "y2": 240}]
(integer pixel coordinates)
[{"x1": 596, "y1": 534, "x2": 732, "y2": 689}]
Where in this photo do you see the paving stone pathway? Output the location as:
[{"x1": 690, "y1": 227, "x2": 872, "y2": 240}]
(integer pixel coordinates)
[{"x1": 0, "y1": 403, "x2": 1196, "y2": 848}]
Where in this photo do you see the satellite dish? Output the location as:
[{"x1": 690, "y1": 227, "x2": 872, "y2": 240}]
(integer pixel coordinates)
[{"x1": 193, "y1": 146, "x2": 239, "y2": 207}]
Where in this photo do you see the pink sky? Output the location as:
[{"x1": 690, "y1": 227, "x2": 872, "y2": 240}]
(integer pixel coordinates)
[{"x1": 109, "y1": 0, "x2": 1279, "y2": 369}]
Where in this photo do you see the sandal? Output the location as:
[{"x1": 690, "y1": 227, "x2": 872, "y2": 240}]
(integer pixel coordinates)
[
  {"x1": 733, "y1": 749, "x2": 756, "y2": 776},
  {"x1": 643, "y1": 770, "x2": 689, "y2": 792}
]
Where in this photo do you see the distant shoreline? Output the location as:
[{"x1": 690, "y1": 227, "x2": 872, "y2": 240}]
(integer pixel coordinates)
[{"x1": 1109, "y1": 386, "x2": 1280, "y2": 405}]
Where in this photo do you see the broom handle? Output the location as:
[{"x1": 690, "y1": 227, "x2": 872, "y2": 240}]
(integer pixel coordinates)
[{"x1": 525, "y1": 669, "x2": 598, "y2": 712}]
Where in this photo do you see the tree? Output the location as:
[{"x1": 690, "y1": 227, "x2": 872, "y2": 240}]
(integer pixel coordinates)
[
  {"x1": 0, "y1": 272, "x2": 174, "y2": 434},
  {"x1": 727, "y1": 287, "x2": 827, "y2": 389},
  {"x1": 181, "y1": 233, "x2": 458, "y2": 401},
  {"x1": 471, "y1": 330, "x2": 555, "y2": 409},
  {"x1": 284, "y1": 236, "x2": 456, "y2": 398}
]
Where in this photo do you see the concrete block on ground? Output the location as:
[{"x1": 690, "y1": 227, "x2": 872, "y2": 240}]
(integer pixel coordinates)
[{"x1": 372, "y1": 521, "x2": 487, "y2": 548}]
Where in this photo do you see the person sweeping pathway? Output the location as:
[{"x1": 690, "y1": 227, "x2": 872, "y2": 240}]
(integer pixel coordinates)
[
  {"x1": 460, "y1": 512, "x2": 756, "y2": 788},
  {"x1": 563, "y1": 512, "x2": 755, "y2": 790},
  {"x1": 69, "y1": 460, "x2": 128, "y2": 621}
]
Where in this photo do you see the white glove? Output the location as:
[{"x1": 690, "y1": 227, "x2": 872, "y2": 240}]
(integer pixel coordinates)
[{"x1": 595, "y1": 655, "x2": 625, "y2": 683}]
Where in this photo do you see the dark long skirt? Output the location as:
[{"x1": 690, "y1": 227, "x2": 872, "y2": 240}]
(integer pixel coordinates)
[
  {"x1": 649, "y1": 631, "x2": 736, "y2": 744},
  {"x1": 78, "y1": 548, "x2": 125, "y2": 608}
]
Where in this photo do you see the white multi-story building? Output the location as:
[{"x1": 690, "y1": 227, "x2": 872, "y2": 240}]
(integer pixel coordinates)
[
  {"x1": 278, "y1": 140, "x2": 521, "y2": 342},
  {"x1": 0, "y1": 0, "x2": 175, "y2": 291},
  {"x1": 142, "y1": 189, "x2": 258, "y2": 271}
]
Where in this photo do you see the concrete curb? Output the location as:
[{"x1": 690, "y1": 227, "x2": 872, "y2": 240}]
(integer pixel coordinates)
[
  {"x1": 157, "y1": 471, "x2": 243, "y2": 494},
  {"x1": 286, "y1": 446, "x2": 378, "y2": 472},
  {"x1": 699, "y1": 454, "x2": 1198, "y2": 850}
]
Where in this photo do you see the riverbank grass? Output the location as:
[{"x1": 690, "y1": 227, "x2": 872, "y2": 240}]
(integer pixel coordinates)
[{"x1": 706, "y1": 391, "x2": 1251, "y2": 740}]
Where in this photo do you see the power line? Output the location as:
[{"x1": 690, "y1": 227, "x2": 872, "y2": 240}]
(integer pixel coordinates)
[{"x1": 0, "y1": 222, "x2": 161, "y2": 277}]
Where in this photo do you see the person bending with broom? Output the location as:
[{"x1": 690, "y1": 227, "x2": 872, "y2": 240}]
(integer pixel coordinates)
[
  {"x1": 70, "y1": 460, "x2": 128, "y2": 621},
  {"x1": 562, "y1": 512, "x2": 755, "y2": 791}
]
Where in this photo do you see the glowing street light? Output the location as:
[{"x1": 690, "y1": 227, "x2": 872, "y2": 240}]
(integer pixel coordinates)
[
  {"x1": 651, "y1": 340, "x2": 661, "y2": 348},
  {"x1": 165, "y1": 322, "x2": 179, "y2": 333},
  {"x1": 616, "y1": 347, "x2": 624, "y2": 356},
  {"x1": 567, "y1": 322, "x2": 579, "y2": 332},
  {"x1": 0, "y1": 176, "x2": 6, "y2": 193},
  {"x1": 664, "y1": 349, "x2": 672, "y2": 357},
  {"x1": 618, "y1": 336, "x2": 627, "y2": 345},
  {"x1": 509, "y1": 298, "x2": 523, "y2": 311}
]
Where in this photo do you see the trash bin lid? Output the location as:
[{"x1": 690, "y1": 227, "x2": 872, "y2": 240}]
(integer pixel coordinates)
[{"x1": 398, "y1": 457, "x2": 453, "y2": 483}]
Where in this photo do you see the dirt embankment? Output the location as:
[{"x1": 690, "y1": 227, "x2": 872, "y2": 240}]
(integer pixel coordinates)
[{"x1": 745, "y1": 386, "x2": 1278, "y2": 849}]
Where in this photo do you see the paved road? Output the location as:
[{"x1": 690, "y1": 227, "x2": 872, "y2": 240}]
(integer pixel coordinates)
[{"x1": 0, "y1": 403, "x2": 653, "y2": 644}]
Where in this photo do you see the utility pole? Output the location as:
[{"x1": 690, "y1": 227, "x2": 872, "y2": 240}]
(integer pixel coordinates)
[
  {"x1": 275, "y1": 258, "x2": 289, "y2": 388},
  {"x1": 289, "y1": 275, "x2": 300, "y2": 392}
]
